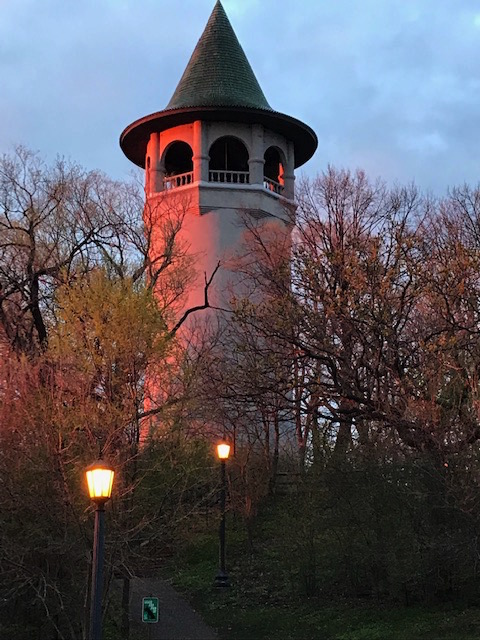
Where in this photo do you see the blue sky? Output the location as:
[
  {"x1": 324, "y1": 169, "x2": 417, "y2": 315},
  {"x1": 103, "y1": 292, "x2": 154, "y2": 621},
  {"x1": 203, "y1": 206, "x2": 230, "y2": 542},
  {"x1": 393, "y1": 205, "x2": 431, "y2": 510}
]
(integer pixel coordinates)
[{"x1": 1, "y1": 0, "x2": 479, "y2": 193}]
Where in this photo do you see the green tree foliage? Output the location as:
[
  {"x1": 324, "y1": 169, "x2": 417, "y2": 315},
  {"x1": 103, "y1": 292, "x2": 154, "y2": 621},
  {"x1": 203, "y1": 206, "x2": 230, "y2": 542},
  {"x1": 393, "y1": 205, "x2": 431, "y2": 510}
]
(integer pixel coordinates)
[
  {"x1": 227, "y1": 168, "x2": 480, "y2": 458},
  {"x1": 5, "y1": 145, "x2": 480, "y2": 635},
  {"x1": 0, "y1": 264, "x2": 219, "y2": 639},
  {"x1": 0, "y1": 149, "x2": 215, "y2": 639},
  {"x1": 205, "y1": 168, "x2": 480, "y2": 605}
]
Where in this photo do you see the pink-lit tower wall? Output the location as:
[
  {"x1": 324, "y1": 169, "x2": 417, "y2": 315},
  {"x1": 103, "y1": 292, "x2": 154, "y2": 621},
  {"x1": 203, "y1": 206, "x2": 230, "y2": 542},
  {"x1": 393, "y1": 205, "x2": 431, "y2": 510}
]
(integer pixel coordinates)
[{"x1": 120, "y1": 1, "x2": 317, "y2": 321}]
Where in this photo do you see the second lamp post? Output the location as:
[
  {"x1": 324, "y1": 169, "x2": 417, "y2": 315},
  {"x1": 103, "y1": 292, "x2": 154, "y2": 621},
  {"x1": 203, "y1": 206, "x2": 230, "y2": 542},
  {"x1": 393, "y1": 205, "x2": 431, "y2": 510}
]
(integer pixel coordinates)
[
  {"x1": 214, "y1": 442, "x2": 231, "y2": 588},
  {"x1": 85, "y1": 460, "x2": 115, "y2": 640}
]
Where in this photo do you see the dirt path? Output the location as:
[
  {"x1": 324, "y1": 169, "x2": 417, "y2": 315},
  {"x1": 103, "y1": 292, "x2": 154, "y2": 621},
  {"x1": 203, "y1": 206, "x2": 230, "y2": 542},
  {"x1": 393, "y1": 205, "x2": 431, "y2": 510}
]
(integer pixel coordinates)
[{"x1": 128, "y1": 577, "x2": 218, "y2": 640}]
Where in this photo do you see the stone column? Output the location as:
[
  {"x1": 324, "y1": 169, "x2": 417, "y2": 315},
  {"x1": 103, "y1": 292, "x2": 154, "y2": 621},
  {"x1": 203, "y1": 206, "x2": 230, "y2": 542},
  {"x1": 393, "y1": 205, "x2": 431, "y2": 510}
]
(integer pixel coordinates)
[
  {"x1": 147, "y1": 133, "x2": 161, "y2": 194},
  {"x1": 283, "y1": 140, "x2": 295, "y2": 201},
  {"x1": 249, "y1": 124, "x2": 264, "y2": 185},
  {"x1": 193, "y1": 120, "x2": 209, "y2": 183},
  {"x1": 156, "y1": 132, "x2": 166, "y2": 191}
]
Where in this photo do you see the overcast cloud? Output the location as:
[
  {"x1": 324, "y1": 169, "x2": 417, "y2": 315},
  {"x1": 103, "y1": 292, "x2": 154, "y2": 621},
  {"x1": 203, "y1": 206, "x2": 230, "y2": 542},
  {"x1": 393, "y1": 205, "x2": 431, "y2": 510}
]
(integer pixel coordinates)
[{"x1": 1, "y1": 0, "x2": 479, "y2": 193}]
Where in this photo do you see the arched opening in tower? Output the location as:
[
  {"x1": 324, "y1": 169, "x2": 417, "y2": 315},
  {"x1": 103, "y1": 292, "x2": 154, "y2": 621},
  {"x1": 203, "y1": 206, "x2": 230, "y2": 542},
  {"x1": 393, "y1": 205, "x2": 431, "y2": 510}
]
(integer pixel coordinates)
[
  {"x1": 164, "y1": 141, "x2": 193, "y2": 189},
  {"x1": 263, "y1": 147, "x2": 284, "y2": 194},
  {"x1": 209, "y1": 136, "x2": 249, "y2": 184}
]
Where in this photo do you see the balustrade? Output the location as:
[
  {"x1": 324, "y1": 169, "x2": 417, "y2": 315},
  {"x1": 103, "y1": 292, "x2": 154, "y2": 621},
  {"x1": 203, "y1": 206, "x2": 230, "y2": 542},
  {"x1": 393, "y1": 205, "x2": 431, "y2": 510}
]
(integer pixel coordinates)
[
  {"x1": 263, "y1": 177, "x2": 284, "y2": 194},
  {"x1": 209, "y1": 170, "x2": 250, "y2": 184},
  {"x1": 163, "y1": 171, "x2": 194, "y2": 190},
  {"x1": 162, "y1": 171, "x2": 285, "y2": 195}
]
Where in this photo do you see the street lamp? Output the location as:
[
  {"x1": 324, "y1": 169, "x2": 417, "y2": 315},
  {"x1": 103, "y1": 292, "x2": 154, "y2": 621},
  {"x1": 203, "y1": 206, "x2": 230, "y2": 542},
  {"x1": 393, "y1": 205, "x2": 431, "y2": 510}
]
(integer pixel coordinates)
[
  {"x1": 214, "y1": 442, "x2": 230, "y2": 588},
  {"x1": 86, "y1": 460, "x2": 115, "y2": 640}
]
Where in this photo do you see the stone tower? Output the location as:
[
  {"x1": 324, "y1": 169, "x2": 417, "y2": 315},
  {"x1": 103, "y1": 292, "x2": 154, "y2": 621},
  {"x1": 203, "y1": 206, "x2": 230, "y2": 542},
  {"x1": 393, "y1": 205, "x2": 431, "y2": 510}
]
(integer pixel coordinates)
[{"x1": 120, "y1": 0, "x2": 317, "y2": 316}]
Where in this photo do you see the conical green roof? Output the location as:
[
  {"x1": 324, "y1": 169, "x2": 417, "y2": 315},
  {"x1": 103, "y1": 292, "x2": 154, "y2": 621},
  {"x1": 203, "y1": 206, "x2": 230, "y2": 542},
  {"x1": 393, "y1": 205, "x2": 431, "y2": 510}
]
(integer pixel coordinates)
[{"x1": 166, "y1": 1, "x2": 272, "y2": 111}]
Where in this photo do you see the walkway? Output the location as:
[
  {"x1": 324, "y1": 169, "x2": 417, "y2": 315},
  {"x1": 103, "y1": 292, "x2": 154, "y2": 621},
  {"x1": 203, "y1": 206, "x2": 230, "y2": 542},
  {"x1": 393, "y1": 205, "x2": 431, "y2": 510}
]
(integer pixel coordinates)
[{"x1": 129, "y1": 577, "x2": 218, "y2": 640}]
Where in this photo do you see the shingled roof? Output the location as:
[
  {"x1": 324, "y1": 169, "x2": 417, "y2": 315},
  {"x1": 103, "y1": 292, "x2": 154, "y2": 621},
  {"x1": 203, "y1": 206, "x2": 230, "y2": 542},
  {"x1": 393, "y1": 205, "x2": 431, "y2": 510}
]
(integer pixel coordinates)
[{"x1": 166, "y1": 0, "x2": 272, "y2": 111}]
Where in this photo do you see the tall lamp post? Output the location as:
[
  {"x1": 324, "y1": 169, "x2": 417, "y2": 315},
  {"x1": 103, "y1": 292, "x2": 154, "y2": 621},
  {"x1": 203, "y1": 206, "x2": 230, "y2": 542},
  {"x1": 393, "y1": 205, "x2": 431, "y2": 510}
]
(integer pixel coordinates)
[
  {"x1": 214, "y1": 442, "x2": 230, "y2": 588},
  {"x1": 85, "y1": 460, "x2": 115, "y2": 640}
]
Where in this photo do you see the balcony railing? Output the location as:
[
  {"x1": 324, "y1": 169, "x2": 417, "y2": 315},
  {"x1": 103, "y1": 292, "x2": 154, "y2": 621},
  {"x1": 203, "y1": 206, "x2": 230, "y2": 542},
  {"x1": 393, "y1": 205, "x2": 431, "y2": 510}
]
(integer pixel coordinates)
[
  {"x1": 163, "y1": 171, "x2": 193, "y2": 190},
  {"x1": 263, "y1": 177, "x2": 284, "y2": 194},
  {"x1": 209, "y1": 170, "x2": 249, "y2": 184},
  {"x1": 162, "y1": 171, "x2": 285, "y2": 194}
]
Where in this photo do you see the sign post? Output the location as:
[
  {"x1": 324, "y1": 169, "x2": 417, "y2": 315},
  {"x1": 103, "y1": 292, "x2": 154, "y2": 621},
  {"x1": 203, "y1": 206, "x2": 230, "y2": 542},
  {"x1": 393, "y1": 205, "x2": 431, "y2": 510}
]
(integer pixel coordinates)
[{"x1": 142, "y1": 596, "x2": 159, "y2": 624}]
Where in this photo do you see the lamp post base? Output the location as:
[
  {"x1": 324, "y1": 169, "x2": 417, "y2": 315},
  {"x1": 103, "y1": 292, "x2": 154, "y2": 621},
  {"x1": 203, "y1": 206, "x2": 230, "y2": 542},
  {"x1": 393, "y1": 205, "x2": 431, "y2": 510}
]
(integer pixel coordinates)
[{"x1": 214, "y1": 570, "x2": 230, "y2": 588}]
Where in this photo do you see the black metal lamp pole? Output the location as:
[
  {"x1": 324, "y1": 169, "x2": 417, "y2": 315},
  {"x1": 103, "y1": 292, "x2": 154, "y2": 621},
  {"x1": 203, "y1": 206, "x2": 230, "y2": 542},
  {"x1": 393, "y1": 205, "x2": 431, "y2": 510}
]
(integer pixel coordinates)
[
  {"x1": 90, "y1": 503, "x2": 106, "y2": 640},
  {"x1": 215, "y1": 443, "x2": 230, "y2": 588},
  {"x1": 85, "y1": 460, "x2": 115, "y2": 640}
]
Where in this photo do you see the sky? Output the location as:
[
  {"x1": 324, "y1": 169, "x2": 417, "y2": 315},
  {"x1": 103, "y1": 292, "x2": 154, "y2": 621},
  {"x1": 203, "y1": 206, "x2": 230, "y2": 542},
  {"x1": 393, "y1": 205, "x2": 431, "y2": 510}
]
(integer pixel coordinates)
[{"x1": 1, "y1": 0, "x2": 479, "y2": 194}]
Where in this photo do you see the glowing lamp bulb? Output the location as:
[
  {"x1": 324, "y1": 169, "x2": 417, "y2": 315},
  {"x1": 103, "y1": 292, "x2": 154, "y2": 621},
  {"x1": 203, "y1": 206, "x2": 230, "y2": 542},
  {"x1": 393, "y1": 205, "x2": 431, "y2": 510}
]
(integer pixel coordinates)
[
  {"x1": 86, "y1": 461, "x2": 115, "y2": 503},
  {"x1": 217, "y1": 443, "x2": 231, "y2": 460}
]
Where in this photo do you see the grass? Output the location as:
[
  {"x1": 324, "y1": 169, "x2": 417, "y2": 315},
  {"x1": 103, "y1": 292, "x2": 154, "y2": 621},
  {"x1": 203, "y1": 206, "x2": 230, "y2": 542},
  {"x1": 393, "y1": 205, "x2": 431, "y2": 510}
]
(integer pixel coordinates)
[
  {"x1": 177, "y1": 580, "x2": 480, "y2": 640},
  {"x1": 164, "y1": 523, "x2": 480, "y2": 640}
]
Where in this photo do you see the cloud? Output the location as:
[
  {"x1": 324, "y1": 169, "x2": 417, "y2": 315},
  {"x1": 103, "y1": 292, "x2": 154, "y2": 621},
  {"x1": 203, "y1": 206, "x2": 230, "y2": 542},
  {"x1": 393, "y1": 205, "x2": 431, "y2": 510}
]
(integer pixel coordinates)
[{"x1": 0, "y1": 0, "x2": 478, "y2": 193}]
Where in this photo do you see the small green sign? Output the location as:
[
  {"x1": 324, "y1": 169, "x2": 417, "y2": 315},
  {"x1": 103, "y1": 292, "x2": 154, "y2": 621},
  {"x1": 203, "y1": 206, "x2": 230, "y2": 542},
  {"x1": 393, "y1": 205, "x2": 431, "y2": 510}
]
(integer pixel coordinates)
[{"x1": 142, "y1": 596, "x2": 159, "y2": 623}]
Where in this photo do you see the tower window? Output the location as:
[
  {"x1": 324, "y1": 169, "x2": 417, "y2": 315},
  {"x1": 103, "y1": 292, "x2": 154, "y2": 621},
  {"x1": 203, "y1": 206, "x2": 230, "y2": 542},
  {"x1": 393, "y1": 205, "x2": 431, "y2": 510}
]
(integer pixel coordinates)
[
  {"x1": 163, "y1": 142, "x2": 194, "y2": 189},
  {"x1": 209, "y1": 136, "x2": 249, "y2": 184},
  {"x1": 264, "y1": 147, "x2": 284, "y2": 194}
]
